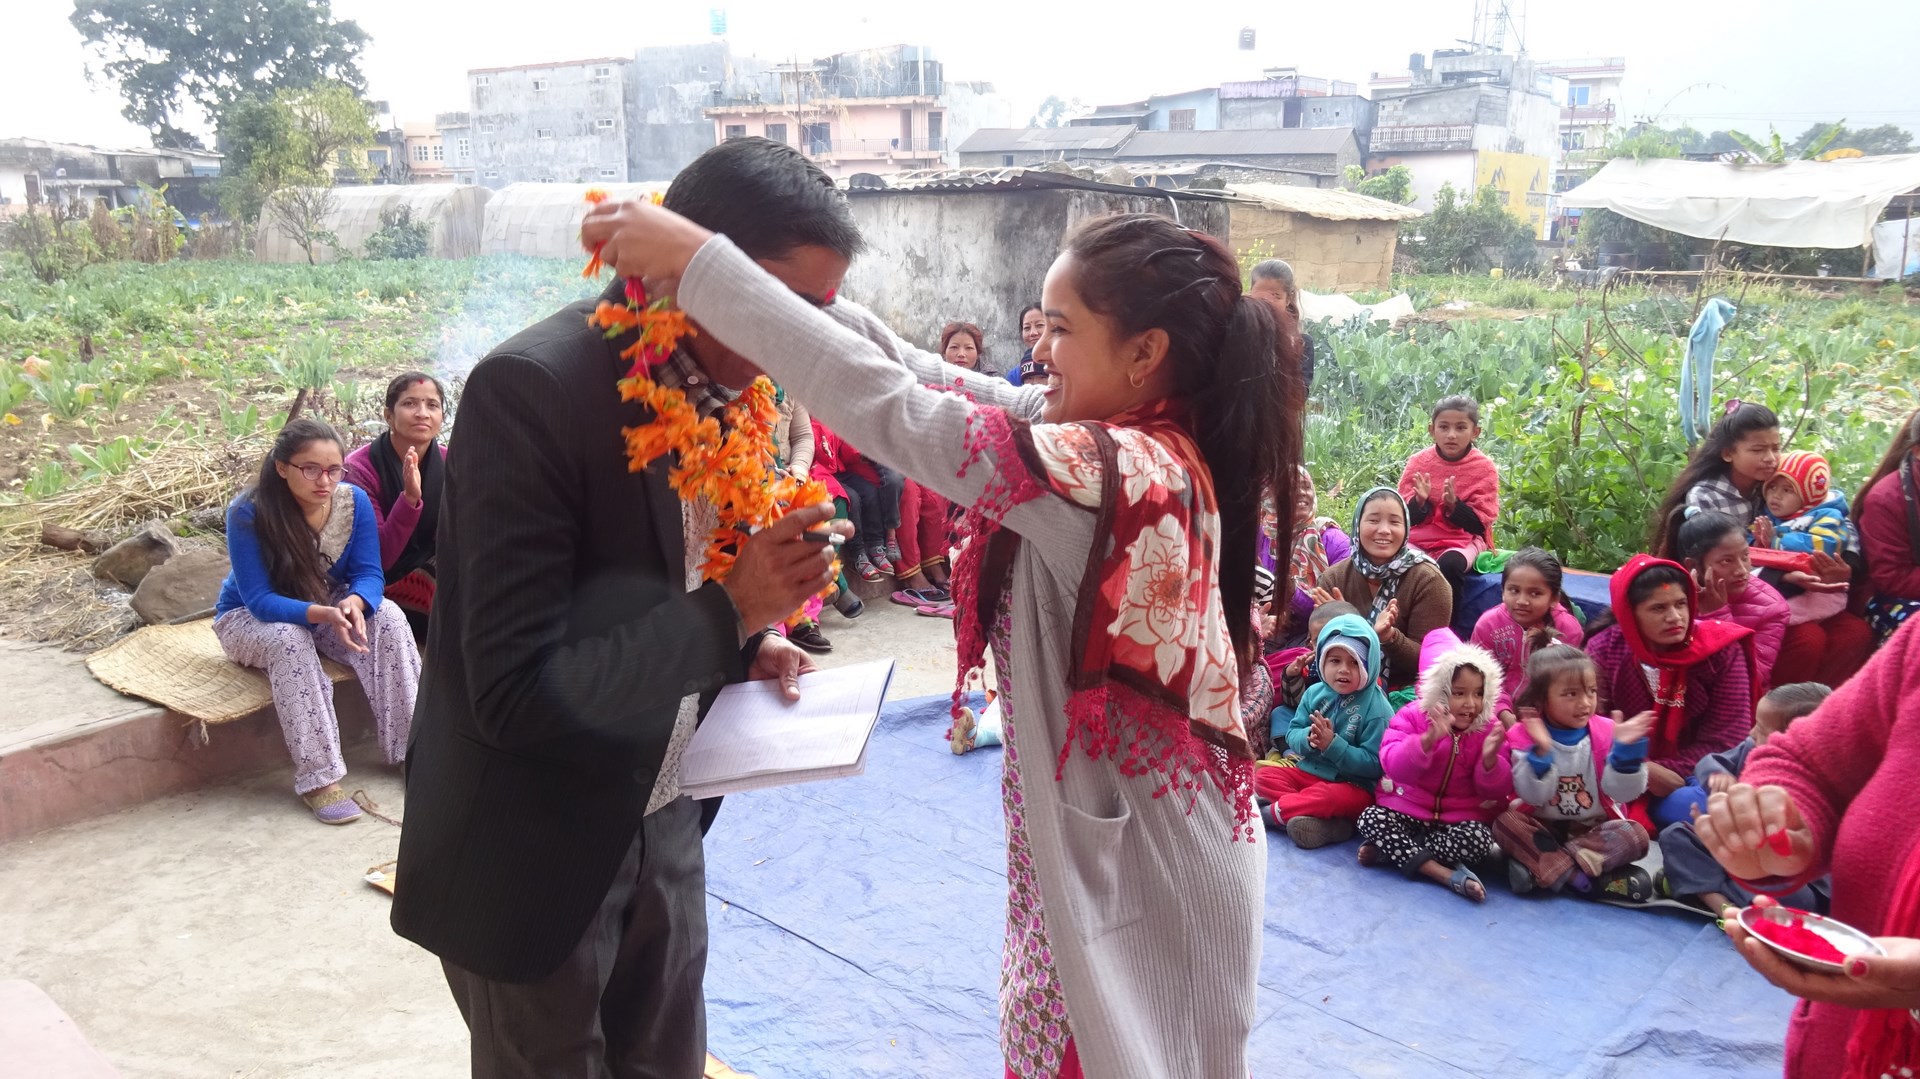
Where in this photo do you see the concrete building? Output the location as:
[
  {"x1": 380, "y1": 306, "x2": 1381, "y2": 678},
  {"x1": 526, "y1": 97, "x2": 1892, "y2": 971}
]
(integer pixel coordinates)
[
  {"x1": 626, "y1": 43, "x2": 773, "y2": 182},
  {"x1": 840, "y1": 169, "x2": 1232, "y2": 371},
  {"x1": 1364, "y1": 50, "x2": 1564, "y2": 237},
  {"x1": 703, "y1": 45, "x2": 1009, "y2": 179},
  {"x1": 469, "y1": 56, "x2": 635, "y2": 188},
  {"x1": 1539, "y1": 57, "x2": 1626, "y2": 190},
  {"x1": 0, "y1": 138, "x2": 220, "y2": 216},
  {"x1": 402, "y1": 122, "x2": 450, "y2": 183},
  {"x1": 1218, "y1": 73, "x2": 1374, "y2": 150},
  {"x1": 437, "y1": 112, "x2": 475, "y2": 185}
]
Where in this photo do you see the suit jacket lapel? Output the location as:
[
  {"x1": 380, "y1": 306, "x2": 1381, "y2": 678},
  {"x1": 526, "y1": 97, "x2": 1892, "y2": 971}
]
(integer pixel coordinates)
[{"x1": 644, "y1": 461, "x2": 685, "y2": 583}]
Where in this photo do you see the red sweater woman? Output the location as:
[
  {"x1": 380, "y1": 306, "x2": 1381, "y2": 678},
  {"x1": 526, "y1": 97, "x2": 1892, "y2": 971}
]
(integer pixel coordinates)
[{"x1": 1694, "y1": 616, "x2": 1920, "y2": 1079}]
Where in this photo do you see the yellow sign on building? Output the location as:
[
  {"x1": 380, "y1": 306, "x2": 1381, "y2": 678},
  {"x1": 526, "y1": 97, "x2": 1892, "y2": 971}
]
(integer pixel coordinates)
[{"x1": 1475, "y1": 151, "x2": 1552, "y2": 239}]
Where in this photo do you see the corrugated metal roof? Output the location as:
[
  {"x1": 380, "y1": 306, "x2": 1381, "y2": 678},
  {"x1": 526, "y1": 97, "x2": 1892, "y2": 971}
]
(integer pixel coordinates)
[
  {"x1": 1227, "y1": 182, "x2": 1424, "y2": 222},
  {"x1": 1116, "y1": 128, "x2": 1355, "y2": 158},
  {"x1": 953, "y1": 126, "x2": 1137, "y2": 154},
  {"x1": 843, "y1": 166, "x2": 1233, "y2": 199}
]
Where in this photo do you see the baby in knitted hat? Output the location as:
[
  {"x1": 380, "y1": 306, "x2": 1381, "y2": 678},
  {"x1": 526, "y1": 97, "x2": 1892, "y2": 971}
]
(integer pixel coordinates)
[{"x1": 1759, "y1": 450, "x2": 1859, "y2": 623}]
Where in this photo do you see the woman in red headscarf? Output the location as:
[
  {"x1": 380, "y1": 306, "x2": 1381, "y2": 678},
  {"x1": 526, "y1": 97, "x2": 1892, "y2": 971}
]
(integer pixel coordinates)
[{"x1": 1585, "y1": 554, "x2": 1760, "y2": 831}]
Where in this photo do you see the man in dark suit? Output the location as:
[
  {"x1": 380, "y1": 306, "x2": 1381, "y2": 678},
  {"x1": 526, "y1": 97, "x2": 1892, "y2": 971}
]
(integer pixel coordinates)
[{"x1": 391, "y1": 138, "x2": 861, "y2": 1077}]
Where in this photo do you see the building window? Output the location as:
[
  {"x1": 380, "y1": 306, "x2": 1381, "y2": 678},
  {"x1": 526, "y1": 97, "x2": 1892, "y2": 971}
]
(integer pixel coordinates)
[
  {"x1": 1568, "y1": 84, "x2": 1591, "y2": 106},
  {"x1": 484, "y1": 170, "x2": 500, "y2": 180},
  {"x1": 596, "y1": 118, "x2": 616, "y2": 133},
  {"x1": 1169, "y1": 109, "x2": 1197, "y2": 131},
  {"x1": 540, "y1": 177, "x2": 555, "y2": 183},
  {"x1": 599, "y1": 167, "x2": 620, "y2": 179},
  {"x1": 1561, "y1": 130, "x2": 1586, "y2": 151},
  {"x1": 368, "y1": 149, "x2": 388, "y2": 168},
  {"x1": 412, "y1": 145, "x2": 427, "y2": 162},
  {"x1": 927, "y1": 112, "x2": 943, "y2": 147},
  {"x1": 479, "y1": 121, "x2": 495, "y2": 134},
  {"x1": 536, "y1": 128, "x2": 555, "y2": 140},
  {"x1": 432, "y1": 143, "x2": 444, "y2": 161},
  {"x1": 532, "y1": 78, "x2": 549, "y2": 92},
  {"x1": 474, "y1": 75, "x2": 491, "y2": 87},
  {"x1": 765, "y1": 123, "x2": 788, "y2": 144},
  {"x1": 724, "y1": 124, "x2": 748, "y2": 140},
  {"x1": 592, "y1": 65, "x2": 612, "y2": 80},
  {"x1": 457, "y1": 137, "x2": 471, "y2": 159},
  {"x1": 1003, "y1": 154, "x2": 1015, "y2": 167},
  {"x1": 803, "y1": 122, "x2": 831, "y2": 155}
]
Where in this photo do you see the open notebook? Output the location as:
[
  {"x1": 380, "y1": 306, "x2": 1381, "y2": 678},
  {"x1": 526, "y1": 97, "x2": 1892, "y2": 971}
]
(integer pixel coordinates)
[{"x1": 678, "y1": 658, "x2": 896, "y2": 800}]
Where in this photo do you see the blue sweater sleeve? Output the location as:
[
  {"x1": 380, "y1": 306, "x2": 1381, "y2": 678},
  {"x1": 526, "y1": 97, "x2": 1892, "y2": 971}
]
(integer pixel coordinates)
[
  {"x1": 225, "y1": 500, "x2": 315, "y2": 625},
  {"x1": 342, "y1": 486, "x2": 386, "y2": 612}
]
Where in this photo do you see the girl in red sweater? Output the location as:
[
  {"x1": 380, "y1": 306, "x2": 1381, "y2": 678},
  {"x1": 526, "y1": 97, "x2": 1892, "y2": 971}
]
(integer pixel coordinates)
[{"x1": 1398, "y1": 394, "x2": 1499, "y2": 616}]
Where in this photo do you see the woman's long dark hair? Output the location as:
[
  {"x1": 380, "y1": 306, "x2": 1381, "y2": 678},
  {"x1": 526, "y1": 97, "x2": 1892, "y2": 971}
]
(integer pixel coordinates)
[
  {"x1": 1668, "y1": 509, "x2": 1745, "y2": 565},
  {"x1": 1063, "y1": 213, "x2": 1304, "y2": 663},
  {"x1": 1854, "y1": 408, "x2": 1920, "y2": 519},
  {"x1": 244, "y1": 417, "x2": 346, "y2": 605},
  {"x1": 1649, "y1": 402, "x2": 1779, "y2": 554}
]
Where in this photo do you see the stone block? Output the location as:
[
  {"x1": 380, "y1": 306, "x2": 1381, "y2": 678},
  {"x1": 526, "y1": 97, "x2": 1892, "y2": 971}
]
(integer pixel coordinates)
[
  {"x1": 91, "y1": 525, "x2": 179, "y2": 590},
  {"x1": 130, "y1": 548, "x2": 229, "y2": 625}
]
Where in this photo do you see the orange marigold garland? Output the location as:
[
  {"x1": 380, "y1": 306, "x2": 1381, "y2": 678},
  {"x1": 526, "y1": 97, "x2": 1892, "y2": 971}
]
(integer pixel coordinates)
[{"x1": 583, "y1": 190, "x2": 836, "y2": 597}]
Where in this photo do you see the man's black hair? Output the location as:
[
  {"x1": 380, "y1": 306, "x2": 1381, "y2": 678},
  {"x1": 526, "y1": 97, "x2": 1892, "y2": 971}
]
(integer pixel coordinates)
[{"x1": 663, "y1": 137, "x2": 865, "y2": 261}]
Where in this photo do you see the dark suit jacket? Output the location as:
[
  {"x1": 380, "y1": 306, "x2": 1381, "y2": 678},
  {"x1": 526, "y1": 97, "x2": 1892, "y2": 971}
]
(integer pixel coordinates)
[{"x1": 391, "y1": 286, "x2": 755, "y2": 982}]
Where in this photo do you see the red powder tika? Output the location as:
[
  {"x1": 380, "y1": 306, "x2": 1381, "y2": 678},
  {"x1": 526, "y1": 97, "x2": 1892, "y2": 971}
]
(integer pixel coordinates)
[{"x1": 1750, "y1": 909, "x2": 1847, "y2": 963}]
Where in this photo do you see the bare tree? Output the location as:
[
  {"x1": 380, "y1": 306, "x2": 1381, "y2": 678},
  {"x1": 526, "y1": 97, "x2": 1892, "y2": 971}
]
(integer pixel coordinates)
[{"x1": 266, "y1": 185, "x2": 341, "y2": 265}]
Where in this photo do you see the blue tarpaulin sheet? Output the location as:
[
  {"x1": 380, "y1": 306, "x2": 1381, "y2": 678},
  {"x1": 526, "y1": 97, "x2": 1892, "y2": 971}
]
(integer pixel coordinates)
[{"x1": 702, "y1": 694, "x2": 1791, "y2": 1078}]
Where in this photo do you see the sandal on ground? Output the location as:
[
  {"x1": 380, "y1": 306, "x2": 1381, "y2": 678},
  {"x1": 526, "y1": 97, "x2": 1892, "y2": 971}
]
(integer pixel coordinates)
[
  {"x1": 855, "y1": 552, "x2": 881, "y2": 582},
  {"x1": 1448, "y1": 865, "x2": 1487, "y2": 903},
  {"x1": 302, "y1": 786, "x2": 363, "y2": 826},
  {"x1": 869, "y1": 547, "x2": 895, "y2": 575},
  {"x1": 916, "y1": 603, "x2": 955, "y2": 619},
  {"x1": 891, "y1": 588, "x2": 939, "y2": 607},
  {"x1": 1357, "y1": 842, "x2": 1384, "y2": 868}
]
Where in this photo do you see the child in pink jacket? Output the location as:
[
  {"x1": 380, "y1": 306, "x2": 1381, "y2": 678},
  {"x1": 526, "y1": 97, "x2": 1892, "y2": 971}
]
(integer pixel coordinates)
[
  {"x1": 1356, "y1": 628, "x2": 1514, "y2": 903},
  {"x1": 1472, "y1": 546, "x2": 1586, "y2": 726}
]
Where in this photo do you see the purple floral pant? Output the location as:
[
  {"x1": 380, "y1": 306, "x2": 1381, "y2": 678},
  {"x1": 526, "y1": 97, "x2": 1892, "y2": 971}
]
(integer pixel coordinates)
[{"x1": 214, "y1": 602, "x2": 419, "y2": 795}]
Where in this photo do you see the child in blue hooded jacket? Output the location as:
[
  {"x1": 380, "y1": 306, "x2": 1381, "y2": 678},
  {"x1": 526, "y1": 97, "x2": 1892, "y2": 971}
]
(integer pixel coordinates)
[{"x1": 1256, "y1": 613, "x2": 1393, "y2": 848}]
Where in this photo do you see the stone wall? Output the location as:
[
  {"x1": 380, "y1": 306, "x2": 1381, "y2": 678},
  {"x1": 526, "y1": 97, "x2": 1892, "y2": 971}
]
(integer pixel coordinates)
[{"x1": 841, "y1": 188, "x2": 1230, "y2": 374}]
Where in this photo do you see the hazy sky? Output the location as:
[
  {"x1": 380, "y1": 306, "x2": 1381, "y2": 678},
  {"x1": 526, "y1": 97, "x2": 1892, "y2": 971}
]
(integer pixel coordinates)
[{"x1": 4, "y1": 0, "x2": 1915, "y2": 148}]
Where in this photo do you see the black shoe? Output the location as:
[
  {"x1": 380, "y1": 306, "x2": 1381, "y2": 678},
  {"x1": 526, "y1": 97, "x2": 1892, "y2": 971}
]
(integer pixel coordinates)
[
  {"x1": 833, "y1": 589, "x2": 865, "y2": 619},
  {"x1": 1592, "y1": 865, "x2": 1655, "y2": 903},
  {"x1": 790, "y1": 623, "x2": 833, "y2": 654}
]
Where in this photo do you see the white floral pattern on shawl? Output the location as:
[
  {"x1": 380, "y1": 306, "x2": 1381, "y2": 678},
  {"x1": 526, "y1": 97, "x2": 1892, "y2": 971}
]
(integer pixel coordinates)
[{"x1": 950, "y1": 401, "x2": 1257, "y2": 838}]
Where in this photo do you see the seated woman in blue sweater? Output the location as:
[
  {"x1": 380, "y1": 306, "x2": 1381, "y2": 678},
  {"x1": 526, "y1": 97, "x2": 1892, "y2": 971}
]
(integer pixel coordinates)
[{"x1": 214, "y1": 418, "x2": 421, "y2": 824}]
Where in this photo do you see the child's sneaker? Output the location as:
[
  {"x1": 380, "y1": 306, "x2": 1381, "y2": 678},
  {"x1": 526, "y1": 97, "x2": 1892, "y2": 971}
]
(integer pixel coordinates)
[
  {"x1": 1507, "y1": 858, "x2": 1536, "y2": 895},
  {"x1": 1285, "y1": 816, "x2": 1356, "y2": 850},
  {"x1": 1592, "y1": 865, "x2": 1655, "y2": 903}
]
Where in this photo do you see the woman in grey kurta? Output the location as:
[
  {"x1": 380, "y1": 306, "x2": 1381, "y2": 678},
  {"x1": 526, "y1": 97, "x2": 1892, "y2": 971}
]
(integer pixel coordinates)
[{"x1": 585, "y1": 205, "x2": 1304, "y2": 1078}]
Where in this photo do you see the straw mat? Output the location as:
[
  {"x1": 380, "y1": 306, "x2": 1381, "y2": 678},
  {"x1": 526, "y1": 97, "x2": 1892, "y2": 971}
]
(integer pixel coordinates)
[{"x1": 85, "y1": 619, "x2": 354, "y2": 725}]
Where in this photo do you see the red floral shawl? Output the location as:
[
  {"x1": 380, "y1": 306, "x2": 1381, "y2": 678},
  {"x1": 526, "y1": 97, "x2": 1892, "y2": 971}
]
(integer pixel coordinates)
[{"x1": 949, "y1": 398, "x2": 1257, "y2": 838}]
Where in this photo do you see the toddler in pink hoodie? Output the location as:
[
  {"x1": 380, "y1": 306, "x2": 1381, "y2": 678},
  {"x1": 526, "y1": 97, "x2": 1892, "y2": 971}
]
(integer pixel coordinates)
[{"x1": 1356, "y1": 628, "x2": 1514, "y2": 903}]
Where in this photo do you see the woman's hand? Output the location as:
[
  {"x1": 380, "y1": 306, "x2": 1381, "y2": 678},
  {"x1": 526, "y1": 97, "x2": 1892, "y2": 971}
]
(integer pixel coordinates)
[
  {"x1": 1308, "y1": 711, "x2": 1335, "y2": 752},
  {"x1": 1784, "y1": 552, "x2": 1852, "y2": 594},
  {"x1": 1694, "y1": 783, "x2": 1817, "y2": 883},
  {"x1": 401, "y1": 446, "x2": 423, "y2": 508},
  {"x1": 335, "y1": 595, "x2": 370, "y2": 653},
  {"x1": 1373, "y1": 598, "x2": 1399, "y2": 636},
  {"x1": 579, "y1": 200, "x2": 714, "y2": 285},
  {"x1": 1308, "y1": 586, "x2": 1344, "y2": 608},
  {"x1": 1723, "y1": 897, "x2": 1920, "y2": 1010}
]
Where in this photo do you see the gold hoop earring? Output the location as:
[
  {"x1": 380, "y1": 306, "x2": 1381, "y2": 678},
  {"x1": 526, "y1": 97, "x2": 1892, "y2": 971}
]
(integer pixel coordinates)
[{"x1": 1128, "y1": 371, "x2": 1146, "y2": 389}]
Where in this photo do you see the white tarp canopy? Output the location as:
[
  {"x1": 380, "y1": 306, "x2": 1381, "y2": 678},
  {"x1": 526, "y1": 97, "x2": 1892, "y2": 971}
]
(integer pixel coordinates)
[
  {"x1": 480, "y1": 182, "x2": 671, "y2": 258},
  {"x1": 1561, "y1": 154, "x2": 1920, "y2": 250}
]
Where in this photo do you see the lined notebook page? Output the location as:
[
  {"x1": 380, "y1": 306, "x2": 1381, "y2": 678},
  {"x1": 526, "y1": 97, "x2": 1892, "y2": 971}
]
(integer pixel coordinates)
[{"x1": 679, "y1": 658, "x2": 895, "y2": 799}]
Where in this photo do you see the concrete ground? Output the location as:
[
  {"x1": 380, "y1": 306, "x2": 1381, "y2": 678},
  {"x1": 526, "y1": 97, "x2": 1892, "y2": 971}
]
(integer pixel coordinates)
[{"x1": 0, "y1": 600, "x2": 957, "y2": 1079}]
